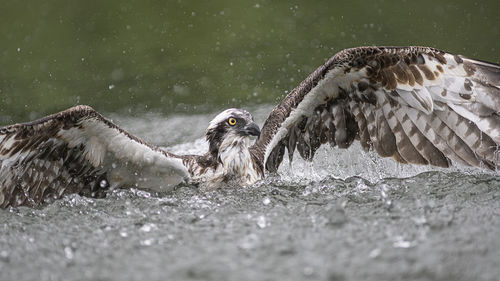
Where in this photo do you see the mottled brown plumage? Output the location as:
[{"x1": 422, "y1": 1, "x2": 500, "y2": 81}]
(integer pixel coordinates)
[
  {"x1": 1, "y1": 46, "x2": 499, "y2": 208},
  {"x1": 0, "y1": 106, "x2": 189, "y2": 208},
  {"x1": 250, "y1": 46, "x2": 500, "y2": 174}
]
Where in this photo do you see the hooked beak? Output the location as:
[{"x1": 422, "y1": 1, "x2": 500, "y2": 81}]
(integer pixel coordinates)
[{"x1": 241, "y1": 122, "x2": 261, "y2": 137}]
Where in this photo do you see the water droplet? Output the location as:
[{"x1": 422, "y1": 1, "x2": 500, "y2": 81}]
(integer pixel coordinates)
[
  {"x1": 100, "y1": 179, "x2": 107, "y2": 188},
  {"x1": 136, "y1": 190, "x2": 151, "y2": 198},
  {"x1": 238, "y1": 233, "x2": 259, "y2": 250},
  {"x1": 262, "y1": 197, "x2": 271, "y2": 205},
  {"x1": 369, "y1": 248, "x2": 381, "y2": 258},
  {"x1": 0, "y1": 250, "x2": 9, "y2": 262},
  {"x1": 140, "y1": 223, "x2": 156, "y2": 232},
  {"x1": 64, "y1": 246, "x2": 74, "y2": 259},
  {"x1": 393, "y1": 237, "x2": 415, "y2": 248},
  {"x1": 140, "y1": 239, "x2": 154, "y2": 246},
  {"x1": 412, "y1": 216, "x2": 427, "y2": 225},
  {"x1": 256, "y1": 215, "x2": 267, "y2": 228}
]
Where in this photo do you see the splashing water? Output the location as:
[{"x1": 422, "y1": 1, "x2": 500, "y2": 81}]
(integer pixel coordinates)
[{"x1": 1, "y1": 106, "x2": 499, "y2": 281}]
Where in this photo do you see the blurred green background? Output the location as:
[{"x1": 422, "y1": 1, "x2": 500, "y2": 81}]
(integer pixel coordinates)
[{"x1": 0, "y1": 0, "x2": 499, "y2": 123}]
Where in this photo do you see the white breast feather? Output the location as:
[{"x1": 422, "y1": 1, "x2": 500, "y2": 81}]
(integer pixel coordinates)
[{"x1": 217, "y1": 132, "x2": 260, "y2": 186}]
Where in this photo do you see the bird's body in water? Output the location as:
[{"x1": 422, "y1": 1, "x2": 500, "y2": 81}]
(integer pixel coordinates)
[
  {"x1": 1, "y1": 46, "x2": 500, "y2": 208},
  {"x1": 182, "y1": 108, "x2": 263, "y2": 188}
]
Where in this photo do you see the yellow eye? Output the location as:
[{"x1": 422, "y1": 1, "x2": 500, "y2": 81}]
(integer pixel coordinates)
[{"x1": 228, "y1": 117, "x2": 237, "y2": 126}]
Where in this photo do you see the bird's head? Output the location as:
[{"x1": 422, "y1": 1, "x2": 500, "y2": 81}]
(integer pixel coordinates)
[{"x1": 205, "y1": 108, "x2": 260, "y2": 157}]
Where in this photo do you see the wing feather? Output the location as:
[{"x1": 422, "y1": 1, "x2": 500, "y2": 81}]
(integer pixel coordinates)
[
  {"x1": 252, "y1": 46, "x2": 500, "y2": 173},
  {"x1": 380, "y1": 99, "x2": 429, "y2": 165},
  {"x1": 390, "y1": 101, "x2": 449, "y2": 167},
  {"x1": 361, "y1": 103, "x2": 385, "y2": 155},
  {"x1": 376, "y1": 108, "x2": 398, "y2": 157},
  {"x1": 0, "y1": 105, "x2": 189, "y2": 207},
  {"x1": 433, "y1": 104, "x2": 498, "y2": 168},
  {"x1": 348, "y1": 101, "x2": 370, "y2": 151},
  {"x1": 405, "y1": 106, "x2": 478, "y2": 167}
]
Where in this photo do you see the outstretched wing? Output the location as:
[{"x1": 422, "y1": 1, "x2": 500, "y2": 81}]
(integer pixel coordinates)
[
  {"x1": 0, "y1": 105, "x2": 189, "y2": 207},
  {"x1": 251, "y1": 46, "x2": 500, "y2": 173}
]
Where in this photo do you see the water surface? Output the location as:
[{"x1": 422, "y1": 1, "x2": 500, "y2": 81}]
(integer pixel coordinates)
[{"x1": 1, "y1": 109, "x2": 499, "y2": 281}]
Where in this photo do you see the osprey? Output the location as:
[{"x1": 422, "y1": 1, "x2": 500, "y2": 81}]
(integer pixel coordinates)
[{"x1": 1, "y1": 46, "x2": 499, "y2": 208}]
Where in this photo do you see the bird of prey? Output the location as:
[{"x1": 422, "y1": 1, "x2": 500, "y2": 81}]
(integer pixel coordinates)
[{"x1": 1, "y1": 46, "x2": 499, "y2": 208}]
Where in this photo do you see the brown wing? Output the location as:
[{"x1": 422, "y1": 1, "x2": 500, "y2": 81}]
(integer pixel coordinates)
[
  {"x1": 0, "y1": 105, "x2": 189, "y2": 208},
  {"x1": 251, "y1": 46, "x2": 500, "y2": 173}
]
